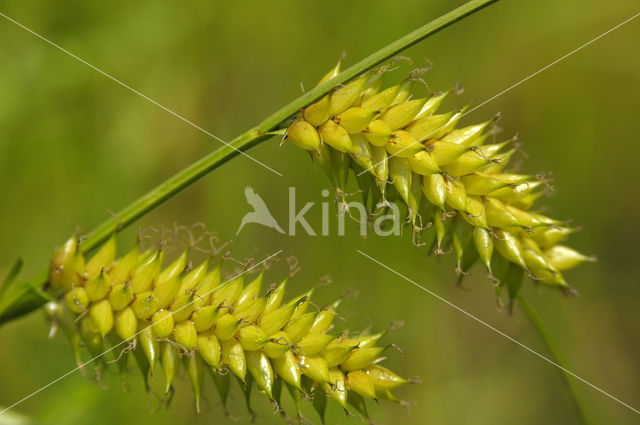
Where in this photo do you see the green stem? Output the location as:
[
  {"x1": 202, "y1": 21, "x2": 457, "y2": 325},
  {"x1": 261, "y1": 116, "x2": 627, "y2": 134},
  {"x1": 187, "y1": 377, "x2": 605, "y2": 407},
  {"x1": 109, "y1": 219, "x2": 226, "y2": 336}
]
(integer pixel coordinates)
[
  {"x1": 518, "y1": 295, "x2": 596, "y2": 425},
  {"x1": 0, "y1": 0, "x2": 498, "y2": 325}
]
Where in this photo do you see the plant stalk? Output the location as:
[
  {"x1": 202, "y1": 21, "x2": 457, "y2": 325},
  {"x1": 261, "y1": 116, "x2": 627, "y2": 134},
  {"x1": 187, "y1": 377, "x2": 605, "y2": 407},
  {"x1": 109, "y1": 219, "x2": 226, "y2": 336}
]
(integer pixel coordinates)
[
  {"x1": 0, "y1": 0, "x2": 498, "y2": 324},
  {"x1": 518, "y1": 294, "x2": 596, "y2": 425}
]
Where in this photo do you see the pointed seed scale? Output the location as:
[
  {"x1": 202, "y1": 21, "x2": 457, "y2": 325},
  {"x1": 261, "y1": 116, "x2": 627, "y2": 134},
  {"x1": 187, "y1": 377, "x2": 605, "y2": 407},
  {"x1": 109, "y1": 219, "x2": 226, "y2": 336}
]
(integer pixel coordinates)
[
  {"x1": 221, "y1": 339, "x2": 246, "y2": 382},
  {"x1": 347, "y1": 370, "x2": 377, "y2": 399},
  {"x1": 414, "y1": 90, "x2": 449, "y2": 119},
  {"x1": 214, "y1": 313, "x2": 242, "y2": 341},
  {"x1": 139, "y1": 325, "x2": 159, "y2": 370},
  {"x1": 272, "y1": 350, "x2": 301, "y2": 390},
  {"x1": 235, "y1": 297, "x2": 266, "y2": 323},
  {"x1": 441, "y1": 120, "x2": 491, "y2": 146},
  {"x1": 108, "y1": 282, "x2": 134, "y2": 311},
  {"x1": 316, "y1": 58, "x2": 342, "y2": 86},
  {"x1": 169, "y1": 293, "x2": 197, "y2": 322},
  {"x1": 235, "y1": 272, "x2": 263, "y2": 309},
  {"x1": 131, "y1": 250, "x2": 161, "y2": 294},
  {"x1": 283, "y1": 312, "x2": 316, "y2": 343},
  {"x1": 263, "y1": 278, "x2": 287, "y2": 315},
  {"x1": 107, "y1": 242, "x2": 139, "y2": 285},
  {"x1": 391, "y1": 79, "x2": 415, "y2": 105},
  {"x1": 184, "y1": 355, "x2": 204, "y2": 413},
  {"x1": 210, "y1": 276, "x2": 244, "y2": 307},
  {"x1": 300, "y1": 355, "x2": 331, "y2": 383},
  {"x1": 341, "y1": 347, "x2": 385, "y2": 372},
  {"x1": 85, "y1": 272, "x2": 110, "y2": 302},
  {"x1": 298, "y1": 332, "x2": 336, "y2": 356},
  {"x1": 463, "y1": 196, "x2": 489, "y2": 229},
  {"x1": 335, "y1": 107, "x2": 376, "y2": 134},
  {"x1": 85, "y1": 235, "x2": 117, "y2": 280},
  {"x1": 425, "y1": 140, "x2": 468, "y2": 166},
  {"x1": 324, "y1": 368, "x2": 347, "y2": 407},
  {"x1": 444, "y1": 178, "x2": 467, "y2": 211},
  {"x1": 246, "y1": 350, "x2": 274, "y2": 398},
  {"x1": 364, "y1": 119, "x2": 393, "y2": 147},
  {"x1": 179, "y1": 257, "x2": 210, "y2": 294},
  {"x1": 161, "y1": 342, "x2": 179, "y2": 393},
  {"x1": 365, "y1": 365, "x2": 408, "y2": 391},
  {"x1": 131, "y1": 291, "x2": 160, "y2": 320},
  {"x1": 322, "y1": 339, "x2": 355, "y2": 368},
  {"x1": 494, "y1": 230, "x2": 527, "y2": 269},
  {"x1": 379, "y1": 98, "x2": 427, "y2": 130},
  {"x1": 408, "y1": 150, "x2": 440, "y2": 175},
  {"x1": 384, "y1": 130, "x2": 423, "y2": 158},
  {"x1": 259, "y1": 302, "x2": 298, "y2": 336},
  {"x1": 192, "y1": 304, "x2": 221, "y2": 332},
  {"x1": 473, "y1": 228, "x2": 494, "y2": 272},
  {"x1": 422, "y1": 173, "x2": 446, "y2": 209},
  {"x1": 309, "y1": 299, "x2": 341, "y2": 333},
  {"x1": 237, "y1": 325, "x2": 269, "y2": 351},
  {"x1": 406, "y1": 111, "x2": 453, "y2": 141},
  {"x1": 544, "y1": 245, "x2": 595, "y2": 271},
  {"x1": 263, "y1": 331, "x2": 291, "y2": 358},
  {"x1": 303, "y1": 95, "x2": 331, "y2": 127},
  {"x1": 153, "y1": 276, "x2": 182, "y2": 309},
  {"x1": 362, "y1": 84, "x2": 400, "y2": 111},
  {"x1": 158, "y1": 249, "x2": 188, "y2": 284},
  {"x1": 327, "y1": 75, "x2": 369, "y2": 117}
]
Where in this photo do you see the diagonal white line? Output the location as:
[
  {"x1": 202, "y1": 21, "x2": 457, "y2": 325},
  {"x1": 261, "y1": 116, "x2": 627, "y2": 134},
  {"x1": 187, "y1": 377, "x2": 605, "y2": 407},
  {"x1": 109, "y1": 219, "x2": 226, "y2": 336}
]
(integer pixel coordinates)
[
  {"x1": 358, "y1": 11, "x2": 640, "y2": 176},
  {"x1": 0, "y1": 250, "x2": 283, "y2": 416},
  {"x1": 0, "y1": 11, "x2": 283, "y2": 177},
  {"x1": 356, "y1": 249, "x2": 640, "y2": 415}
]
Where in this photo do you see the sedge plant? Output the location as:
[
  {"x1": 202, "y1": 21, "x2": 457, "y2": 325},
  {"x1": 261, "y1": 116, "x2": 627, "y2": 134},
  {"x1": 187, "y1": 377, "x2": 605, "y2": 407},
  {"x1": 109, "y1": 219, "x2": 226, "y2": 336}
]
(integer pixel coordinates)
[{"x1": 0, "y1": 0, "x2": 597, "y2": 423}]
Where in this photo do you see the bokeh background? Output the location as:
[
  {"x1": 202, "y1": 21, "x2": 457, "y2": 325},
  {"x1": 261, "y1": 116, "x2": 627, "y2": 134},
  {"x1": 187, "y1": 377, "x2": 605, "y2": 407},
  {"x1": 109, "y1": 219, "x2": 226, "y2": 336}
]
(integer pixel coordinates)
[{"x1": 1, "y1": 0, "x2": 639, "y2": 424}]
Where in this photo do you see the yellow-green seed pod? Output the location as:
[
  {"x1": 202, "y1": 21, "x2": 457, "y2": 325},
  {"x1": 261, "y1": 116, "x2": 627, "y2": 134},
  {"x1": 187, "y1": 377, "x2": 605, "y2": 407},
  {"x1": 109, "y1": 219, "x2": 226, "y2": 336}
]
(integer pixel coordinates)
[
  {"x1": 389, "y1": 157, "x2": 412, "y2": 206},
  {"x1": 263, "y1": 331, "x2": 291, "y2": 358},
  {"x1": 108, "y1": 241, "x2": 139, "y2": 285},
  {"x1": 237, "y1": 325, "x2": 269, "y2": 351},
  {"x1": 263, "y1": 278, "x2": 287, "y2": 315},
  {"x1": 131, "y1": 249, "x2": 161, "y2": 294},
  {"x1": 259, "y1": 302, "x2": 298, "y2": 336},
  {"x1": 287, "y1": 120, "x2": 321, "y2": 151},
  {"x1": 50, "y1": 235, "x2": 79, "y2": 290},
  {"x1": 463, "y1": 196, "x2": 489, "y2": 229},
  {"x1": 131, "y1": 291, "x2": 160, "y2": 320},
  {"x1": 65, "y1": 287, "x2": 89, "y2": 313},
  {"x1": 324, "y1": 368, "x2": 347, "y2": 407},
  {"x1": 184, "y1": 354, "x2": 205, "y2": 413},
  {"x1": 169, "y1": 293, "x2": 197, "y2": 322},
  {"x1": 485, "y1": 197, "x2": 524, "y2": 229},
  {"x1": 391, "y1": 79, "x2": 415, "y2": 105},
  {"x1": 300, "y1": 355, "x2": 330, "y2": 383},
  {"x1": 174, "y1": 320, "x2": 197, "y2": 351},
  {"x1": 379, "y1": 98, "x2": 427, "y2": 130},
  {"x1": 235, "y1": 297, "x2": 265, "y2": 323},
  {"x1": 444, "y1": 178, "x2": 467, "y2": 211},
  {"x1": 161, "y1": 342, "x2": 179, "y2": 393},
  {"x1": 310, "y1": 299, "x2": 341, "y2": 333},
  {"x1": 221, "y1": 339, "x2": 246, "y2": 382},
  {"x1": 327, "y1": 76, "x2": 369, "y2": 117},
  {"x1": 210, "y1": 276, "x2": 244, "y2": 307},
  {"x1": 342, "y1": 332, "x2": 384, "y2": 348},
  {"x1": 440, "y1": 149, "x2": 494, "y2": 177},
  {"x1": 319, "y1": 120, "x2": 353, "y2": 153},
  {"x1": 115, "y1": 307, "x2": 138, "y2": 340},
  {"x1": 272, "y1": 350, "x2": 301, "y2": 390},
  {"x1": 422, "y1": 173, "x2": 446, "y2": 209},
  {"x1": 463, "y1": 173, "x2": 523, "y2": 195},
  {"x1": 441, "y1": 120, "x2": 491, "y2": 146},
  {"x1": 158, "y1": 250, "x2": 188, "y2": 285},
  {"x1": 415, "y1": 90, "x2": 449, "y2": 119},
  {"x1": 385, "y1": 130, "x2": 423, "y2": 158},
  {"x1": 151, "y1": 309, "x2": 175, "y2": 338},
  {"x1": 108, "y1": 282, "x2": 134, "y2": 311},
  {"x1": 364, "y1": 119, "x2": 393, "y2": 147},
  {"x1": 340, "y1": 347, "x2": 384, "y2": 372},
  {"x1": 192, "y1": 304, "x2": 221, "y2": 332},
  {"x1": 246, "y1": 351, "x2": 274, "y2": 398},
  {"x1": 521, "y1": 239, "x2": 557, "y2": 276},
  {"x1": 473, "y1": 228, "x2": 494, "y2": 273},
  {"x1": 361, "y1": 71, "x2": 384, "y2": 101},
  {"x1": 283, "y1": 312, "x2": 316, "y2": 344},
  {"x1": 178, "y1": 257, "x2": 210, "y2": 294},
  {"x1": 153, "y1": 276, "x2": 181, "y2": 309},
  {"x1": 494, "y1": 230, "x2": 527, "y2": 269},
  {"x1": 362, "y1": 84, "x2": 400, "y2": 112},
  {"x1": 316, "y1": 58, "x2": 342, "y2": 86},
  {"x1": 347, "y1": 370, "x2": 376, "y2": 399},
  {"x1": 406, "y1": 111, "x2": 453, "y2": 141},
  {"x1": 335, "y1": 107, "x2": 376, "y2": 134},
  {"x1": 139, "y1": 324, "x2": 159, "y2": 371},
  {"x1": 298, "y1": 332, "x2": 335, "y2": 356},
  {"x1": 288, "y1": 287, "x2": 314, "y2": 319},
  {"x1": 85, "y1": 272, "x2": 110, "y2": 302},
  {"x1": 408, "y1": 150, "x2": 440, "y2": 175},
  {"x1": 544, "y1": 245, "x2": 595, "y2": 271},
  {"x1": 215, "y1": 314, "x2": 241, "y2": 341},
  {"x1": 365, "y1": 365, "x2": 407, "y2": 391},
  {"x1": 426, "y1": 140, "x2": 468, "y2": 166},
  {"x1": 532, "y1": 227, "x2": 575, "y2": 249},
  {"x1": 192, "y1": 265, "x2": 221, "y2": 308},
  {"x1": 371, "y1": 145, "x2": 389, "y2": 191},
  {"x1": 350, "y1": 134, "x2": 374, "y2": 171},
  {"x1": 235, "y1": 272, "x2": 263, "y2": 309},
  {"x1": 89, "y1": 299, "x2": 113, "y2": 338},
  {"x1": 322, "y1": 339, "x2": 355, "y2": 368},
  {"x1": 85, "y1": 234, "x2": 116, "y2": 281},
  {"x1": 303, "y1": 95, "x2": 331, "y2": 127},
  {"x1": 197, "y1": 331, "x2": 221, "y2": 368}
]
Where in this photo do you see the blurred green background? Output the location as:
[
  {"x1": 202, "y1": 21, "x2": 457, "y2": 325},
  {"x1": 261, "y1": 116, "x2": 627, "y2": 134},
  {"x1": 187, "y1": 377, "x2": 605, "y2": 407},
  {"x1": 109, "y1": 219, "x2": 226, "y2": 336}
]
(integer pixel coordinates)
[{"x1": 1, "y1": 0, "x2": 639, "y2": 424}]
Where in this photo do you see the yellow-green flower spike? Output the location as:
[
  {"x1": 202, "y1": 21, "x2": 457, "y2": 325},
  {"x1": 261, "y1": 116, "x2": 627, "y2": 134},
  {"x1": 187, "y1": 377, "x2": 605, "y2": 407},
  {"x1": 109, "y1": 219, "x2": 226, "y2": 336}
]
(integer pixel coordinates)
[
  {"x1": 285, "y1": 61, "x2": 592, "y2": 296},
  {"x1": 46, "y1": 237, "x2": 408, "y2": 420}
]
